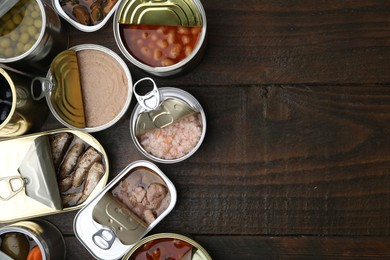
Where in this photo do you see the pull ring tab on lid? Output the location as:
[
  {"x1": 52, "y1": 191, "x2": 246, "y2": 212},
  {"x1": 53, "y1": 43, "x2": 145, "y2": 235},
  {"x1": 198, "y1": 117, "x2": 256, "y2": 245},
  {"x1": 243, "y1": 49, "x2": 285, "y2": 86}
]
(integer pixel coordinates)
[
  {"x1": 92, "y1": 227, "x2": 116, "y2": 250},
  {"x1": 0, "y1": 176, "x2": 25, "y2": 201},
  {"x1": 133, "y1": 77, "x2": 161, "y2": 111},
  {"x1": 31, "y1": 77, "x2": 52, "y2": 101}
]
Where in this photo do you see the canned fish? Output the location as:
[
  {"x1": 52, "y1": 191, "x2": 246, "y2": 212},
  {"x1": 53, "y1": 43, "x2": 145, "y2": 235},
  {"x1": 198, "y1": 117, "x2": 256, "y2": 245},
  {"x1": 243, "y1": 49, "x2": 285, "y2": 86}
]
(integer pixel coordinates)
[
  {"x1": 0, "y1": 219, "x2": 66, "y2": 260},
  {"x1": 74, "y1": 160, "x2": 177, "y2": 260},
  {"x1": 0, "y1": 129, "x2": 109, "y2": 223},
  {"x1": 0, "y1": 68, "x2": 48, "y2": 138},
  {"x1": 52, "y1": 0, "x2": 122, "y2": 32},
  {"x1": 0, "y1": 0, "x2": 68, "y2": 76},
  {"x1": 31, "y1": 44, "x2": 133, "y2": 132},
  {"x1": 130, "y1": 77, "x2": 206, "y2": 163},
  {"x1": 113, "y1": 0, "x2": 207, "y2": 76},
  {"x1": 122, "y1": 233, "x2": 212, "y2": 260}
]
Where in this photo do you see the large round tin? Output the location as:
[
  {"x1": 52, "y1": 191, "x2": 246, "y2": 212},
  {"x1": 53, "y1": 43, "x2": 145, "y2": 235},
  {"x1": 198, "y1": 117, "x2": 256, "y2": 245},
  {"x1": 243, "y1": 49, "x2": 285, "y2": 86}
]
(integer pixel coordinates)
[
  {"x1": 0, "y1": 68, "x2": 47, "y2": 138},
  {"x1": 74, "y1": 160, "x2": 177, "y2": 260},
  {"x1": 52, "y1": 0, "x2": 122, "y2": 32},
  {"x1": 113, "y1": 0, "x2": 207, "y2": 77},
  {"x1": 0, "y1": 219, "x2": 66, "y2": 260},
  {"x1": 0, "y1": 0, "x2": 68, "y2": 76},
  {"x1": 130, "y1": 80, "x2": 206, "y2": 164},
  {"x1": 122, "y1": 233, "x2": 212, "y2": 260},
  {"x1": 31, "y1": 44, "x2": 133, "y2": 133}
]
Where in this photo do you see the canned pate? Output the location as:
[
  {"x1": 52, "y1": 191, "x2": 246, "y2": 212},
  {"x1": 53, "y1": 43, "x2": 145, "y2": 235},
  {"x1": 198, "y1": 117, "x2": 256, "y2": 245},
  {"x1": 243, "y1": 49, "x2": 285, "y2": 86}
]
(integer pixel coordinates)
[
  {"x1": 31, "y1": 44, "x2": 133, "y2": 132},
  {"x1": 122, "y1": 233, "x2": 212, "y2": 260},
  {"x1": 52, "y1": 0, "x2": 122, "y2": 32},
  {"x1": 0, "y1": 0, "x2": 68, "y2": 76},
  {"x1": 130, "y1": 77, "x2": 206, "y2": 163},
  {"x1": 0, "y1": 219, "x2": 66, "y2": 260},
  {"x1": 113, "y1": 0, "x2": 207, "y2": 76},
  {"x1": 0, "y1": 129, "x2": 109, "y2": 223},
  {"x1": 74, "y1": 160, "x2": 177, "y2": 260}
]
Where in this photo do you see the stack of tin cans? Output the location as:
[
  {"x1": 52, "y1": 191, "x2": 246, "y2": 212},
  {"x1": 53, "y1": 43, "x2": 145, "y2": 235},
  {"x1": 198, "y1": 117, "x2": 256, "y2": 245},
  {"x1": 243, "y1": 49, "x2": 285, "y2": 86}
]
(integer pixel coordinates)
[{"x1": 0, "y1": 0, "x2": 211, "y2": 259}]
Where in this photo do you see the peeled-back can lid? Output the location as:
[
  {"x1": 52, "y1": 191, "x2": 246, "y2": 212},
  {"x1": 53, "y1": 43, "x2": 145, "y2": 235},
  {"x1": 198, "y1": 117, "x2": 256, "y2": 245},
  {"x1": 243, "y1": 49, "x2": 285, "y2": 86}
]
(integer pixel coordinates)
[{"x1": 117, "y1": 0, "x2": 202, "y2": 26}]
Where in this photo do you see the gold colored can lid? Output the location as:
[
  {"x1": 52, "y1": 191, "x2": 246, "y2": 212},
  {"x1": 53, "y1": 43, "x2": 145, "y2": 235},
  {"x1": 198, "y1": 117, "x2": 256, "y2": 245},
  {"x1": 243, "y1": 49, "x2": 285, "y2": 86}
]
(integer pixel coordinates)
[{"x1": 118, "y1": 0, "x2": 202, "y2": 26}]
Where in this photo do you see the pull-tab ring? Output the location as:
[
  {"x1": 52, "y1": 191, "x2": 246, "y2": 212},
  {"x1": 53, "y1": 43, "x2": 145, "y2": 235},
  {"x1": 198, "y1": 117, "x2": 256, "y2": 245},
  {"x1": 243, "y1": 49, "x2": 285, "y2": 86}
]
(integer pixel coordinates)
[
  {"x1": 31, "y1": 76, "x2": 52, "y2": 101},
  {"x1": 0, "y1": 176, "x2": 25, "y2": 201},
  {"x1": 133, "y1": 77, "x2": 161, "y2": 111},
  {"x1": 92, "y1": 228, "x2": 116, "y2": 250}
]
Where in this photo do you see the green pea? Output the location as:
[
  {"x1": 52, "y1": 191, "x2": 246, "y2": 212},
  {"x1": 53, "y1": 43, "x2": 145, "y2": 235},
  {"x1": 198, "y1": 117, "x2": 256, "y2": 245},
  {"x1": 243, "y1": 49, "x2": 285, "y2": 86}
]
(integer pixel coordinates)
[
  {"x1": 4, "y1": 48, "x2": 14, "y2": 58},
  {"x1": 5, "y1": 21, "x2": 15, "y2": 30},
  {"x1": 10, "y1": 31, "x2": 19, "y2": 41},
  {"x1": 20, "y1": 32, "x2": 29, "y2": 43},
  {"x1": 23, "y1": 42, "x2": 33, "y2": 52},
  {"x1": 24, "y1": 16, "x2": 33, "y2": 26},
  {"x1": 0, "y1": 38, "x2": 11, "y2": 48},
  {"x1": 12, "y1": 14, "x2": 22, "y2": 24},
  {"x1": 34, "y1": 19, "x2": 42, "y2": 28},
  {"x1": 27, "y1": 26, "x2": 37, "y2": 37},
  {"x1": 31, "y1": 10, "x2": 40, "y2": 19}
]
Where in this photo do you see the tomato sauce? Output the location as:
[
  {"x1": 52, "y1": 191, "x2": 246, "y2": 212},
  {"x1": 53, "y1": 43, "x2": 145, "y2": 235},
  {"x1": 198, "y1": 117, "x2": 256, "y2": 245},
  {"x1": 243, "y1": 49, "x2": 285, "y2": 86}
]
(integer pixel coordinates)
[
  {"x1": 119, "y1": 24, "x2": 202, "y2": 67},
  {"x1": 129, "y1": 238, "x2": 193, "y2": 260}
]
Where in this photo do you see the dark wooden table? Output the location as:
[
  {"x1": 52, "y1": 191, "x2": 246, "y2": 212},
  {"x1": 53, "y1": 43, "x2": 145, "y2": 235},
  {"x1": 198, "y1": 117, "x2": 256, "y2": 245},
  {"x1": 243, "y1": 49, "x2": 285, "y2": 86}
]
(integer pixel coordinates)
[{"x1": 5, "y1": 0, "x2": 390, "y2": 259}]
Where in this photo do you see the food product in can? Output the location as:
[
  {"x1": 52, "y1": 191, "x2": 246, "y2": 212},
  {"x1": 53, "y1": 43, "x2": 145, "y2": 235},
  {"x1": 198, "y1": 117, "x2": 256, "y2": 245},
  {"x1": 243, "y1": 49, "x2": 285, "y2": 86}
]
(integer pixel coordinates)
[
  {"x1": 130, "y1": 78, "x2": 206, "y2": 163},
  {"x1": 54, "y1": 0, "x2": 120, "y2": 32},
  {"x1": 0, "y1": 0, "x2": 42, "y2": 59},
  {"x1": 114, "y1": 0, "x2": 207, "y2": 76},
  {"x1": 119, "y1": 24, "x2": 202, "y2": 67},
  {"x1": 0, "y1": 129, "x2": 109, "y2": 223},
  {"x1": 32, "y1": 44, "x2": 133, "y2": 132},
  {"x1": 0, "y1": 219, "x2": 66, "y2": 260},
  {"x1": 122, "y1": 233, "x2": 212, "y2": 260},
  {"x1": 74, "y1": 160, "x2": 176, "y2": 260}
]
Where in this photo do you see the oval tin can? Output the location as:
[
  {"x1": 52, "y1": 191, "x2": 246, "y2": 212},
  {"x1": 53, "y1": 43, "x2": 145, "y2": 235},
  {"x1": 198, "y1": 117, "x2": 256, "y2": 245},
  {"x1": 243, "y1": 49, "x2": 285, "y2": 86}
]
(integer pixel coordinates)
[
  {"x1": 130, "y1": 78, "x2": 206, "y2": 163},
  {"x1": 0, "y1": 129, "x2": 109, "y2": 223},
  {"x1": 52, "y1": 0, "x2": 122, "y2": 32},
  {"x1": 122, "y1": 233, "x2": 212, "y2": 260},
  {"x1": 0, "y1": 68, "x2": 48, "y2": 138},
  {"x1": 74, "y1": 160, "x2": 177, "y2": 260},
  {"x1": 0, "y1": 0, "x2": 68, "y2": 76},
  {"x1": 31, "y1": 44, "x2": 133, "y2": 133},
  {"x1": 113, "y1": 0, "x2": 207, "y2": 77},
  {"x1": 0, "y1": 219, "x2": 66, "y2": 260}
]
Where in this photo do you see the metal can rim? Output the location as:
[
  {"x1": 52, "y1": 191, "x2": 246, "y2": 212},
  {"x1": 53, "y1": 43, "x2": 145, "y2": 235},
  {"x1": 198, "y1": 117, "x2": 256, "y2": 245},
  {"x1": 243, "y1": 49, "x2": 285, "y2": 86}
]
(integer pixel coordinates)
[
  {"x1": 130, "y1": 87, "x2": 207, "y2": 164},
  {"x1": 122, "y1": 232, "x2": 212, "y2": 260},
  {"x1": 0, "y1": 0, "x2": 47, "y2": 63},
  {"x1": 113, "y1": 0, "x2": 207, "y2": 76},
  {"x1": 43, "y1": 44, "x2": 133, "y2": 133},
  {"x1": 0, "y1": 68, "x2": 17, "y2": 129}
]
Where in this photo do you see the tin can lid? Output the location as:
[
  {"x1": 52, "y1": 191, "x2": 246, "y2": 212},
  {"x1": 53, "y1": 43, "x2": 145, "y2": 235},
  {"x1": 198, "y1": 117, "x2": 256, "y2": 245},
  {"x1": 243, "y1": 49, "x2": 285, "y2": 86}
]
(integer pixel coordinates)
[{"x1": 117, "y1": 0, "x2": 202, "y2": 27}]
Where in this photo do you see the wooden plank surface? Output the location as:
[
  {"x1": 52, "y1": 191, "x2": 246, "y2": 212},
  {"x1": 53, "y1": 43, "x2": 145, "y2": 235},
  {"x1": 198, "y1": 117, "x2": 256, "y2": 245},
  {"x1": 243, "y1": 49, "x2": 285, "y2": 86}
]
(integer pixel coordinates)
[{"x1": 2, "y1": 0, "x2": 390, "y2": 259}]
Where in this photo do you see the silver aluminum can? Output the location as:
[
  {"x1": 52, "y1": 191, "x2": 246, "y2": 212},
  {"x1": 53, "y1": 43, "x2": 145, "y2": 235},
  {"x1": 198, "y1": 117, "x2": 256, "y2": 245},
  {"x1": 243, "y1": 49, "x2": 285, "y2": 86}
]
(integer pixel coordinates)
[
  {"x1": 0, "y1": 219, "x2": 66, "y2": 260},
  {"x1": 74, "y1": 160, "x2": 177, "y2": 260},
  {"x1": 113, "y1": 0, "x2": 207, "y2": 77},
  {"x1": 0, "y1": 0, "x2": 69, "y2": 76},
  {"x1": 130, "y1": 78, "x2": 206, "y2": 163}
]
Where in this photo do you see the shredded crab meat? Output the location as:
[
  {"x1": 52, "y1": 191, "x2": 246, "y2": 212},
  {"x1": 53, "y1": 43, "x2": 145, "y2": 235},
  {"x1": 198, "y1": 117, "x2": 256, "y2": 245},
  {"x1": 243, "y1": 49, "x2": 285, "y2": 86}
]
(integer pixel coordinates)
[{"x1": 139, "y1": 113, "x2": 202, "y2": 160}]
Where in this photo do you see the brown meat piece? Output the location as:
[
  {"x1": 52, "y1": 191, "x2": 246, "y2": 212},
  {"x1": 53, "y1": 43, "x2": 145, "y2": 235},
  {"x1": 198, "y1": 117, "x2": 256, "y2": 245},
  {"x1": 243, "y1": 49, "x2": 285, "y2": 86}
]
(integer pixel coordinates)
[
  {"x1": 72, "y1": 146, "x2": 102, "y2": 188},
  {"x1": 59, "y1": 176, "x2": 72, "y2": 192},
  {"x1": 143, "y1": 209, "x2": 156, "y2": 224},
  {"x1": 146, "y1": 183, "x2": 168, "y2": 209},
  {"x1": 77, "y1": 162, "x2": 105, "y2": 204},
  {"x1": 49, "y1": 132, "x2": 73, "y2": 170},
  {"x1": 59, "y1": 142, "x2": 85, "y2": 179}
]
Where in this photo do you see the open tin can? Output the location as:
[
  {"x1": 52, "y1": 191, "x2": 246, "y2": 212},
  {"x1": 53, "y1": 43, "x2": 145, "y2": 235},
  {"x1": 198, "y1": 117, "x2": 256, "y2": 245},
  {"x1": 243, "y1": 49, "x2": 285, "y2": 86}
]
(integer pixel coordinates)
[
  {"x1": 52, "y1": 0, "x2": 122, "y2": 32},
  {"x1": 122, "y1": 233, "x2": 212, "y2": 260},
  {"x1": 74, "y1": 160, "x2": 177, "y2": 260},
  {"x1": 130, "y1": 77, "x2": 206, "y2": 163},
  {"x1": 0, "y1": 0, "x2": 68, "y2": 76},
  {"x1": 113, "y1": 0, "x2": 207, "y2": 76},
  {"x1": 0, "y1": 129, "x2": 109, "y2": 223},
  {"x1": 0, "y1": 219, "x2": 66, "y2": 260},
  {"x1": 31, "y1": 44, "x2": 133, "y2": 132},
  {"x1": 0, "y1": 68, "x2": 47, "y2": 138}
]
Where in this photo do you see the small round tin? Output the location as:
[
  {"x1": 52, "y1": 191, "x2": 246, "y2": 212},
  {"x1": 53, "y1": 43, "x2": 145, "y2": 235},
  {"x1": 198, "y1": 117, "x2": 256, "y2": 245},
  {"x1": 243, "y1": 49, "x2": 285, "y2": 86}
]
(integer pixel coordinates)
[
  {"x1": 0, "y1": 219, "x2": 66, "y2": 260},
  {"x1": 31, "y1": 44, "x2": 133, "y2": 133},
  {"x1": 130, "y1": 77, "x2": 206, "y2": 163},
  {"x1": 52, "y1": 0, "x2": 122, "y2": 32},
  {"x1": 113, "y1": 0, "x2": 207, "y2": 77},
  {"x1": 0, "y1": 0, "x2": 68, "y2": 75},
  {"x1": 74, "y1": 160, "x2": 177, "y2": 260},
  {"x1": 122, "y1": 233, "x2": 212, "y2": 260},
  {"x1": 0, "y1": 68, "x2": 47, "y2": 138}
]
